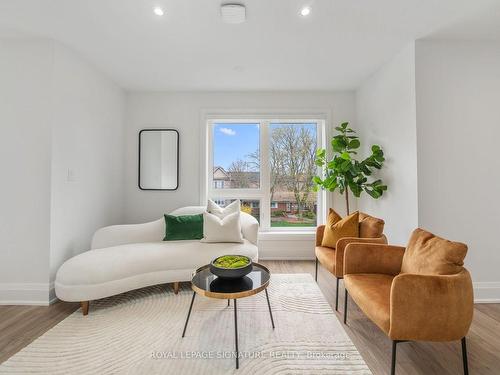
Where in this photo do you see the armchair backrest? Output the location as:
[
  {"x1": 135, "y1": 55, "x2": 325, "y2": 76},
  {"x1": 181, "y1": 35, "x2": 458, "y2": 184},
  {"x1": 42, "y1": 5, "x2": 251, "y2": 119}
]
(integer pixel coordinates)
[
  {"x1": 315, "y1": 210, "x2": 386, "y2": 247},
  {"x1": 401, "y1": 228, "x2": 467, "y2": 275},
  {"x1": 358, "y1": 212, "x2": 385, "y2": 238}
]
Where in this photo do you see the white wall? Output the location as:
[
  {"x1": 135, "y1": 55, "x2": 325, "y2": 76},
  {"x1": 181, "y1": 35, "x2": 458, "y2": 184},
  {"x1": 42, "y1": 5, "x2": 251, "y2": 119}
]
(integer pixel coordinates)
[
  {"x1": 355, "y1": 43, "x2": 419, "y2": 245},
  {"x1": 0, "y1": 39, "x2": 124, "y2": 304},
  {"x1": 49, "y1": 43, "x2": 124, "y2": 298},
  {"x1": 124, "y1": 92, "x2": 356, "y2": 258},
  {"x1": 415, "y1": 40, "x2": 500, "y2": 301},
  {"x1": 0, "y1": 40, "x2": 53, "y2": 303}
]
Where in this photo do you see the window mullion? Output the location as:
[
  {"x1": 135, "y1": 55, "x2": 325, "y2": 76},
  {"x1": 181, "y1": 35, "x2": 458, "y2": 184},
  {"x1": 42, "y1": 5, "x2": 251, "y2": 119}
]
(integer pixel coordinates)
[
  {"x1": 260, "y1": 121, "x2": 271, "y2": 230},
  {"x1": 206, "y1": 120, "x2": 214, "y2": 202}
]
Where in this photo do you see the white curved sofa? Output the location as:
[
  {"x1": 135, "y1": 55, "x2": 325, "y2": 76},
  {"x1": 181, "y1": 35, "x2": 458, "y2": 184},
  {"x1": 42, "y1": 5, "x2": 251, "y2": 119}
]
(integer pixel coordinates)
[{"x1": 55, "y1": 206, "x2": 259, "y2": 314}]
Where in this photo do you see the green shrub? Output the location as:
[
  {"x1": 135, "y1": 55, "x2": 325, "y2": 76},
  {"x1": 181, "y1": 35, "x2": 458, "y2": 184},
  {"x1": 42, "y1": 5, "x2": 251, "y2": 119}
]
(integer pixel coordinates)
[{"x1": 271, "y1": 210, "x2": 285, "y2": 217}]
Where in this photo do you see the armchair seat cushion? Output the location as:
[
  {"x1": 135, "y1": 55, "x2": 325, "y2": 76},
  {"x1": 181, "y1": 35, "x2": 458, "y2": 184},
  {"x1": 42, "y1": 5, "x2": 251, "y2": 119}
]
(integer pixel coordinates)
[
  {"x1": 315, "y1": 246, "x2": 336, "y2": 274},
  {"x1": 344, "y1": 273, "x2": 394, "y2": 334}
]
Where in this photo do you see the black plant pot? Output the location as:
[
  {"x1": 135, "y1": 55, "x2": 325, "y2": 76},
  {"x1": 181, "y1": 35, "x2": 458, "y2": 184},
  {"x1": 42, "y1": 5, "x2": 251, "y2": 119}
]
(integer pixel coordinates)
[{"x1": 210, "y1": 255, "x2": 253, "y2": 279}]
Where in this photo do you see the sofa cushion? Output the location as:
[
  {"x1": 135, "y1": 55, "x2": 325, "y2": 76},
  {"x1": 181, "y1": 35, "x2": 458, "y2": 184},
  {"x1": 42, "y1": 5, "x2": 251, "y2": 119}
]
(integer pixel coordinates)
[
  {"x1": 207, "y1": 199, "x2": 240, "y2": 219},
  {"x1": 164, "y1": 213, "x2": 203, "y2": 241},
  {"x1": 358, "y1": 212, "x2": 385, "y2": 238},
  {"x1": 202, "y1": 211, "x2": 243, "y2": 243},
  {"x1": 401, "y1": 228, "x2": 467, "y2": 275},
  {"x1": 321, "y1": 210, "x2": 359, "y2": 248},
  {"x1": 315, "y1": 246, "x2": 336, "y2": 274},
  {"x1": 57, "y1": 239, "x2": 258, "y2": 288},
  {"x1": 344, "y1": 273, "x2": 394, "y2": 334}
]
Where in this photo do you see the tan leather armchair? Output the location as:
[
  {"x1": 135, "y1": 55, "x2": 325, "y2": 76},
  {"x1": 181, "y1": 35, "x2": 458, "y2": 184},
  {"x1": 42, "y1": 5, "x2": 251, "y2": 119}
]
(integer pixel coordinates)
[
  {"x1": 343, "y1": 229, "x2": 473, "y2": 375},
  {"x1": 315, "y1": 212, "x2": 387, "y2": 311}
]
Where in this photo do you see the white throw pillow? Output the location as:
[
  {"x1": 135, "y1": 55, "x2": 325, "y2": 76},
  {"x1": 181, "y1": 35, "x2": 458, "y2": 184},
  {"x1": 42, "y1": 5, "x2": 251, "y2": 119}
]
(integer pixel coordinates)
[
  {"x1": 207, "y1": 199, "x2": 240, "y2": 219},
  {"x1": 201, "y1": 211, "x2": 244, "y2": 243}
]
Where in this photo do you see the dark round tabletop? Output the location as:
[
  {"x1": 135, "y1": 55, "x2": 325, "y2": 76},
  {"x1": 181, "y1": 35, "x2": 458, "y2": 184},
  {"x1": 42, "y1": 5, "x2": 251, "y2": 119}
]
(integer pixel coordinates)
[{"x1": 191, "y1": 262, "x2": 271, "y2": 299}]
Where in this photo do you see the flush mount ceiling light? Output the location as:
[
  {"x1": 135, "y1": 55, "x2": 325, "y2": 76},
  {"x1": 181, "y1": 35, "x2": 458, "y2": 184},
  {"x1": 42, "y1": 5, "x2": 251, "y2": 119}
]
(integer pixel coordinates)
[
  {"x1": 221, "y1": 3, "x2": 246, "y2": 24},
  {"x1": 153, "y1": 7, "x2": 164, "y2": 16},
  {"x1": 300, "y1": 6, "x2": 311, "y2": 16}
]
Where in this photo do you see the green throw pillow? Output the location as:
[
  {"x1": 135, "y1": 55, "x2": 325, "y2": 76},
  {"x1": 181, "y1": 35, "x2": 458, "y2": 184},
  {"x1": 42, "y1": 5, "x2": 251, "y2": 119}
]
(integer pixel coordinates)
[{"x1": 163, "y1": 214, "x2": 203, "y2": 241}]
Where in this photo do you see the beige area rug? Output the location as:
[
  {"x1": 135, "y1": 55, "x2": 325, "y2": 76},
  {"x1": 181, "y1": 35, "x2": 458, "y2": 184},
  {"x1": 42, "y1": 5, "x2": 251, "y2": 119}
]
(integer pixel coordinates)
[{"x1": 0, "y1": 274, "x2": 371, "y2": 374}]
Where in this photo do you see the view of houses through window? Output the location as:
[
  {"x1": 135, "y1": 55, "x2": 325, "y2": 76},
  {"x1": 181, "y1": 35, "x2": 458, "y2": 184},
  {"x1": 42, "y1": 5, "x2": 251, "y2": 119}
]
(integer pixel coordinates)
[{"x1": 210, "y1": 120, "x2": 320, "y2": 229}]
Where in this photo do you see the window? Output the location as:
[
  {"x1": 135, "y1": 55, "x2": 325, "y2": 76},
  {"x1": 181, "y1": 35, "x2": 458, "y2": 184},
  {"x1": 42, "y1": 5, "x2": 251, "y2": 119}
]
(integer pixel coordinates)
[
  {"x1": 212, "y1": 123, "x2": 259, "y2": 189},
  {"x1": 207, "y1": 119, "x2": 324, "y2": 231},
  {"x1": 213, "y1": 180, "x2": 224, "y2": 189}
]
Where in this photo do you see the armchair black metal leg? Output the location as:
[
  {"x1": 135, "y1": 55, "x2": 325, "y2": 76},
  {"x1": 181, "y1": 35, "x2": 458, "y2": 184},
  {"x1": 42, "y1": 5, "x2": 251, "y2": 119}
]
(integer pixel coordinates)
[
  {"x1": 343, "y1": 289, "x2": 348, "y2": 324},
  {"x1": 315, "y1": 257, "x2": 318, "y2": 282},
  {"x1": 182, "y1": 292, "x2": 196, "y2": 337},
  {"x1": 391, "y1": 340, "x2": 398, "y2": 375},
  {"x1": 335, "y1": 277, "x2": 339, "y2": 311},
  {"x1": 228, "y1": 299, "x2": 230, "y2": 307},
  {"x1": 265, "y1": 288, "x2": 275, "y2": 329},
  {"x1": 234, "y1": 299, "x2": 239, "y2": 369},
  {"x1": 461, "y1": 337, "x2": 469, "y2": 375}
]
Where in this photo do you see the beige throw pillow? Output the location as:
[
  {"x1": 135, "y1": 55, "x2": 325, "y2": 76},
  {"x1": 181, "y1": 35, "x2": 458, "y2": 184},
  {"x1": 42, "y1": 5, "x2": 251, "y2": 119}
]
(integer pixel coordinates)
[{"x1": 201, "y1": 211, "x2": 244, "y2": 243}]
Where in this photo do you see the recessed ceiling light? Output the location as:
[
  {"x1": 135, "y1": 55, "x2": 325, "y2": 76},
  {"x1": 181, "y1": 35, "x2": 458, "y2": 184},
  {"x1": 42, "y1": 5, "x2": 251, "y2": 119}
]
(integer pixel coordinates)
[
  {"x1": 300, "y1": 6, "x2": 311, "y2": 16},
  {"x1": 153, "y1": 7, "x2": 164, "y2": 16}
]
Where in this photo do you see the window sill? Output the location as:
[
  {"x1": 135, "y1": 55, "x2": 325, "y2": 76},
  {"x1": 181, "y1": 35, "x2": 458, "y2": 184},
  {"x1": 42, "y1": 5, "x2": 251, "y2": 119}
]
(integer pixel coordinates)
[{"x1": 258, "y1": 231, "x2": 316, "y2": 241}]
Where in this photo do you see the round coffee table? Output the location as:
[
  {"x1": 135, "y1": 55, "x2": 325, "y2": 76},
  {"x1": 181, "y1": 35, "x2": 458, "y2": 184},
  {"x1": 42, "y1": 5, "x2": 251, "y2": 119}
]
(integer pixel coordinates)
[{"x1": 181, "y1": 262, "x2": 275, "y2": 369}]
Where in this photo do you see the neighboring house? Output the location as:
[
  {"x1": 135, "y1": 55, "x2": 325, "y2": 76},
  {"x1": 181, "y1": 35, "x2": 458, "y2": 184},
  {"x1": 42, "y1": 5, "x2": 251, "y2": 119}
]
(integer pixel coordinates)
[
  {"x1": 213, "y1": 167, "x2": 316, "y2": 217},
  {"x1": 270, "y1": 191, "x2": 316, "y2": 215},
  {"x1": 213, "y1": 166, "x2": 231, "y2": 189}
]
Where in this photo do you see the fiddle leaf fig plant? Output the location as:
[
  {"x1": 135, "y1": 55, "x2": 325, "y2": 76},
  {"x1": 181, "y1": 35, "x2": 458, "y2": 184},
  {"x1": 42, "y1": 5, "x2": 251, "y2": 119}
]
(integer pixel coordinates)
[{"x1": 313, "y1": 122, "x2": 387, "y2": 214}]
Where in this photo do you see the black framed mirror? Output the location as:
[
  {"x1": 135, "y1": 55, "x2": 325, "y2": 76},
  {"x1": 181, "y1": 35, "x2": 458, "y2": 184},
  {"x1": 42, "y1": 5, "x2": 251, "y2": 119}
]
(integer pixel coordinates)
[{"x1": 138, "y1": 129, "x2": 179, "y2": 190}]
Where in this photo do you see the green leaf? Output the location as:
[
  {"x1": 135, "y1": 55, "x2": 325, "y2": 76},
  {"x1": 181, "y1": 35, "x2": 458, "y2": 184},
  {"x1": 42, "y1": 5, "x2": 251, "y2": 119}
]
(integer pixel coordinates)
[
  {"x1": 316, "y1": 148, "x2": 326, "y2": 157},
  {"x1": 312, "y1": 176, "x2": 322, "y2": 184},
  {"x1": 340, "y1": 152, "x2": 351, "y2": 160},
  {"x1": 348, "y1": 139, "x2": 360, "y2": 149},
  {"x1": 341, "y1": 160, "x2": 351, "y2": 172},
  {"x1": 332, "y1": 138, "x2": 347, "y2": 152},
  {"x1": 341, "y1": 122, "x2": 349, "y2": 128}
]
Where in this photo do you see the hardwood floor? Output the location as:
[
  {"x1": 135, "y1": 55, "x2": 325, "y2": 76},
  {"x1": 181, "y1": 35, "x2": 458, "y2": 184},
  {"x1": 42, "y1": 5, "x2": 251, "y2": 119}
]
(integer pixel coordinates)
[{"x1": 0, "y1": 260, "x2": 499, "y2": 375}]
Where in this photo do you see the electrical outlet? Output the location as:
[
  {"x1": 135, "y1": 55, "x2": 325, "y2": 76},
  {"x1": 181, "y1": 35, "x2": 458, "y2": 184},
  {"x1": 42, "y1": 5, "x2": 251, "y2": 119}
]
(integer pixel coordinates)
[{"x1": 67, "y1": 168, "x2": 76, "y2": 182}]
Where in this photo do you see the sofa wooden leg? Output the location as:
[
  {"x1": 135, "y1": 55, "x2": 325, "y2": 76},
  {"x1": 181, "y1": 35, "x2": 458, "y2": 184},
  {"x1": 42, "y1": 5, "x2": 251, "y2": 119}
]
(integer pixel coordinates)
[
  {"x1": 81, "y1": 301, "x2": 89, "y2": 316},
  {"x1": 461, "y1": 337, "x2": 469, "y2": 375},
  {"x1": 173, "y1": 282, "x2": 179, "y2": 294}
]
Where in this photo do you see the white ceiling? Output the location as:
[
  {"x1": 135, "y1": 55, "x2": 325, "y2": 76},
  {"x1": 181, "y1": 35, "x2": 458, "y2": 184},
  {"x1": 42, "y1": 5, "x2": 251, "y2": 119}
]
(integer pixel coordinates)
[{"x1": 1, "y1": 0, "x2": 499, "y2": 91}]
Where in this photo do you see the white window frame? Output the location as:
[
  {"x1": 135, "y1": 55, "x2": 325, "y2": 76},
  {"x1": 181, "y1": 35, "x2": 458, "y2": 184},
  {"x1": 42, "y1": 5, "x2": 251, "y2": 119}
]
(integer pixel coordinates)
[{"x1": 204, "y1": 117, "x2": 326, "y2": 232}]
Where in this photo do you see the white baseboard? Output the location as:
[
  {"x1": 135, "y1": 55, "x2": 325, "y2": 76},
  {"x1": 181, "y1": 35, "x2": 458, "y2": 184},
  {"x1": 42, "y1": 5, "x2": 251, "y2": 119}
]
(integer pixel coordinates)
[
  {"x1": 49, "y1": 281, "x2": 58, "y2": 304},
  {"x1": 0, "y1": 282, "x2": 52, "y2": 306},
  {"x1": 473, "y1": 282, "x2": 500, "y2": 303},
  {"x1": 2, "y1": 275, "x2": 499, "y2": 306}
]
